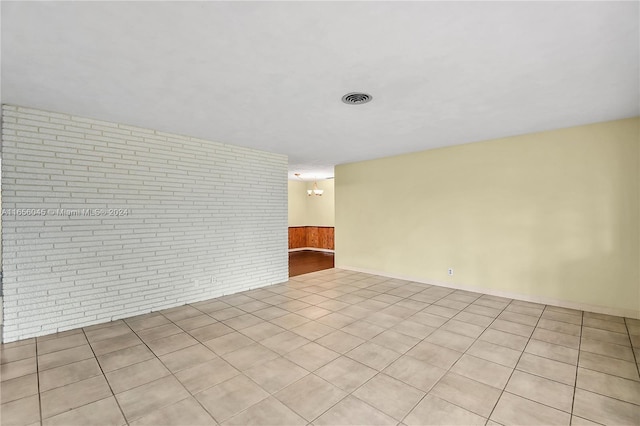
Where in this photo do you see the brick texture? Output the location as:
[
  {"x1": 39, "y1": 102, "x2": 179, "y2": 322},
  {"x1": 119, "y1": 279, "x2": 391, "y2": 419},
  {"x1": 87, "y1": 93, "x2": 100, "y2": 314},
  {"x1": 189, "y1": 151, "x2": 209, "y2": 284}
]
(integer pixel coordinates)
[{"x1": 1, "y1": 105, "x2": 288, "y2": 342}]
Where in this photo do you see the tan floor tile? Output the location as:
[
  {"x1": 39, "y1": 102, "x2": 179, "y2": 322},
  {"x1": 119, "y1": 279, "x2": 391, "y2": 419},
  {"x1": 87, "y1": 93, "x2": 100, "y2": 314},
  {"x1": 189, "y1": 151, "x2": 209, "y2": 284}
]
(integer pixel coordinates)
[
  {"x1": 314, "y1": 395, "x2": 396, "y2": 425},
  {"x1": 570, "y1": 415, "x2": 602, "y2": 426},
  {"x1": 188, "y1": 323, "x2": 234, "y2": 342},
  {"x1": 253, "y1": 306, "x2": 289, "y2": 321},
  {"x1": 42, "y1": 396, "x2": 126, "y2": 426},
  {"x1": 204, "y1": 331, "x2": 254, "y2": 355},
  {"x1": 316, "y1": 312, "x2": 356, "y2": 329},
  {"x1": 278, "y1": 300, "x2": 314, "y2": 313},
  {"x1": 245, "y1": 357, "x2": 309, "y2": 393},
  {"x1": 195, "y1": 374, "x2": 269, "y2": 422},
  {"x1": 353, "y1": 373, "x2": 425, "y2": 421},
  {"x1": 516, "y1": 353, "x2": 576, "y2": 386},
  {"x1": 1, "y1": 373, "x2": 38, "y2": 404},
  {"x1": 85, "y1": 323, "x2": 132, "y2": 343},
  {"x1": 174, "y1": 314, "x2": 218, "y2": 331},
  {"x1": 146, "y1": 332, "x2": 199, "y2": 356},
  {"x1": 38, "y1": 344, "x2": 95, "y2": 372},
  {"x1": 584, "y1": 312, "x2": 624, "y2": 324},
  {"x1": 91, "y1": 332, "x2": 143, "y2": 356},
  {"x1": 424, "y1": 329, "x2": 474, "y2": 352},
  {"x1": 544, "y1": 306, "x2": 582, "y2": 318},
  {"x1": 223, "y1": 396, "x2": 306, "y2": 426},
  {"x1": 0, "y1": 357, "x2": 37, "y2": 382},
  {"x1": 498, "y1": 311, "x2": 539, "y2": 327},
  {"x1": 193, "y1": 300, "x2": 231, "y2": 314},
  {"x1": 160, "y1": 344, "x2": 217, "y2": 373},
  {"x1": 467, "y1": 340, "x2": 521, "y2": 368},
  {"x1": 580, "y1": 338, "x2": 635, "y2": 362},
  {"x1": 430, "y1": 372, "x2": 501, "y2": 418},
  {"x1": 383, "y1": 355, "x2": 447, "y2": 392},
  {"x1": 578, "y1": 351, "x2": 640, "y2": 380},
  {"x1": 583, "y1": 317, "x2": 628, "y2": 333},
  {"x1": 573, "y1": 388, "x2": 640, "y2": 425},
  {"x1": 130, "y1": 396, "x2": 217, "y2": 426},
  {"x1": 582, "y1": 327, "x2": 631, "y2": 346},
  {"x1": 576, "y1": 367, "x2": 640, "y2": 405},
  {"x1": 478, "y1": 328, "x2": 528, "y2": 351},
  {"x1": 39, "y1": 358, "x2": 102, "y2": 392},
  {"x1": 541, "y1": 310, "x2": 582, "y2": 325},
  {"x1": 175, "y1": 357, "x2": 239, "y2": 394},
  {"x1": 315, "y1": 356, "x2": 377, "y2": 392},
  {"x1": 240, "y1": 322, "x2": 286, "y2": 341},
  {"x1": 222, "y1": 343, "x2": 279, "y2": 371},
  {"x1": 506, "y1": 370, "x2": 574, "y2": 412},
  {"x1": 0, "y1": 394, "x2": 40, "y2": 426},
  {"x1": 406, "y1": 341, "x2": 462, "y2": 370},
  {"x1": 126, "y1": 314, "x2": 171, "y2": 332},
  {"x1": 463, "y1": 304, "x2": 502, "y2": 318},
  {"x1": 97, "y1": 344, "x2": 155, "y2": 373},
  {"x1": 450, "y1": 354, "x2": 513, "y2": 389},
  {"x1": 269, "y1": 313, "x2": 311, "y2": 330},
  {"x1": 38, "y1": 334, "x2": 88, "y2": 355},
  {"x1": 404, "y1": 394, "x2": 486, "y2": 426},
  {"x1": 339, "y1": 305, "x2": 377, "y2": 320},
  {"x1": 106, "y1": 358, "x2": 170, "y2": 393},
  {"x1": 490, "y1": 392, "x2": 570, "y2": 425},
  {"x1": 489, "y1": 319, "x2": 534, "y2": 338},
  {"x1": 260, "y1": 331, "x2": 311, "y2": 355},
  {"x1": 340, "y1": 320, "x2": 386, "y2": 340},
  {"x1": 370, "y1": 329, "x2": 420, "y2": 354},
  {"x1": 41, "y1": 375, "x2": 112, "y2": 419},
  {"x1": 274, "y1": 374, "x2": 346, "y2": 421},
  {"x1": 236, "y1": 300, "x2": 273, "y2": 313},
  {"x1": 537, "y1": 318, "x2": 582, "y2": 337},
  {"x1": 452, "y1": 311, "x2": 494, "y2": 328},
  {"x1": 346, "y1": 342, "x2": 400, "y2": 370},
  {"x1": 290, "y1": 321, "x2": 334, "y2": 341},
  {"x1": 296, "y1": 306, "x2": 333, "y2": 320},
  {"x1": 422, "y1": 304, "x2": 459, "y2": 319},
  {"x1": 1, "y1": 338, "x2": 35, "y2": 350},
  {"x1": 532, "y1": 327, "x2": 580, "y2": 349},
  {"x1": 434, "y1": 298, "x2": 469, "y2": 311},
  {"x1": 316, "y1": 299, "x2": 351, "y2": 312},
  {"x1": 391, "y1": 320, "x2": 436, "y2": 340},
  {"x1": 316, "y1": 330, "x2": 365, "y2": 354},
  {"x1": 474, "y1": 297, "x2": 510, "y2": 310},
  {"x1": 223, "y1": 313, "x2": 264, "y2": 330},
  {"x1": 116, "y1": 375, "x2": 190, "y2": 422},
  {"x1": 505, "y1": 303, "x2": 543, "y2": 318},
  {"x1": 284, "y1": 342, "x2": 340, "y2": 371},
  {"x1": 161, "y1": 305, "x2": 202, "y2": 322},
  {"x1": 1, "y1": 344, "x2": 36, "y2": 365},
  {"x1": 524, "y1": 339, "x2": 578, "y2": 365}
]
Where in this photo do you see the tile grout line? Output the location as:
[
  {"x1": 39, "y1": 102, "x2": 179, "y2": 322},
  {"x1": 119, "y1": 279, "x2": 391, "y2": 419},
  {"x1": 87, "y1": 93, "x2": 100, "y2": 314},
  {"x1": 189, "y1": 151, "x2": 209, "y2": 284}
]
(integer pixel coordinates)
[
  {"x1": 569, "y1": 309, "x2": 585, "y2": 423},
  {"x1": 80, "y1": 327, "x2": 131, "y2": 426},
  {"x1": 623, "y1": 317, "x2": 640, "y2": 379},
  {"x1": 483, "y1": 300, "x2": 546, "y2": 424},
  {"x1": 35, "y1": 336, "x2": 44, "y2": 426}
]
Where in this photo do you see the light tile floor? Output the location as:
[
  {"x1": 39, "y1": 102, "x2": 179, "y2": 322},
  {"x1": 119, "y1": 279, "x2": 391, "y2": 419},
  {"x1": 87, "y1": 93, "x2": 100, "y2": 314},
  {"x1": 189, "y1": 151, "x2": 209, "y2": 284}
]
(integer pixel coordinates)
[{"x1": 2, "y1": 268, "x2": 639, "y2": 425}]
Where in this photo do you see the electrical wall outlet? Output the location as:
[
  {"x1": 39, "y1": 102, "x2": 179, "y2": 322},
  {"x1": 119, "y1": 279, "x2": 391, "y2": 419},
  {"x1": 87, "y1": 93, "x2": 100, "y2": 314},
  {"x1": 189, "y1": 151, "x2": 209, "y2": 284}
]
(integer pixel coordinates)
[{"x1": 448, "y1": 268, "x2": 454, "y2": 276}]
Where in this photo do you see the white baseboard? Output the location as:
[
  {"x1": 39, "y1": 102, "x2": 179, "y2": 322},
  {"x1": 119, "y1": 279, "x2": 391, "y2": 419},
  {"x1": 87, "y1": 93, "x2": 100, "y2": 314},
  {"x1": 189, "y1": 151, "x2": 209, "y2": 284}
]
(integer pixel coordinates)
[
  {"x1": 338, "y1": 265, "x2": 640, "y2": 320},
  {"x1": 289, "y1": 247, "x2": 335, "y2": 253}
]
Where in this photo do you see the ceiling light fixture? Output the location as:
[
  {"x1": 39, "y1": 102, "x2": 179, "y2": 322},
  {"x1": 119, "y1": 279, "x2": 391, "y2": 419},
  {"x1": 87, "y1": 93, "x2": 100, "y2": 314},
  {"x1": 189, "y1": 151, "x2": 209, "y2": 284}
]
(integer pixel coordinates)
[
  {"x1": 307, "y1": 181, "x2": 323, "y2": 197},
  {"x1": 342, "y1": 92, "x2": 372, "y2": 105}
]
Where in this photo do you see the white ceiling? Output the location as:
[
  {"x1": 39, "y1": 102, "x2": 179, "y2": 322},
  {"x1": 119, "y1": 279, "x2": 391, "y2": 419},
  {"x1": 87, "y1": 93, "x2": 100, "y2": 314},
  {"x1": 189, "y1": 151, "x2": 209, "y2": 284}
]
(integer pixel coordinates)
[{"x1": 2, "y1": 1, "x2": 638, "y2": 180}]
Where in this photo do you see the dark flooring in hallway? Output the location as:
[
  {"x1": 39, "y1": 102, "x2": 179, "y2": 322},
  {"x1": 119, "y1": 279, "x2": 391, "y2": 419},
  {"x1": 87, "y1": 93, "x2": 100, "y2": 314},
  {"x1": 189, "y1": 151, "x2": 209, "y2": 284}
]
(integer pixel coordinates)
[{"x1": 289, "y1": 250, "x2": 335, "y2": 277}]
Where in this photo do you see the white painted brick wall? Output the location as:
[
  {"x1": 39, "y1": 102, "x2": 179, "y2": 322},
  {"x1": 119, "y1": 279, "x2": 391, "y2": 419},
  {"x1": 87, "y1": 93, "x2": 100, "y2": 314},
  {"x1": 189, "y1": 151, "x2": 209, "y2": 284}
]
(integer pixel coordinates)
[{"x1": 1, "y1": 105, "x2": 288, "y2": 342}]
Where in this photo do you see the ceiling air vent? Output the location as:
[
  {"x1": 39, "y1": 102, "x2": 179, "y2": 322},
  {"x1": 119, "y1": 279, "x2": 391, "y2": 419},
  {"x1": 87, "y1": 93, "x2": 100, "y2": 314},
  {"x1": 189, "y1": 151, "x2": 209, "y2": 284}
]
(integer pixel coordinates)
[{"x1": 342, "y1": 92, "x2": 372, "y2": 105}]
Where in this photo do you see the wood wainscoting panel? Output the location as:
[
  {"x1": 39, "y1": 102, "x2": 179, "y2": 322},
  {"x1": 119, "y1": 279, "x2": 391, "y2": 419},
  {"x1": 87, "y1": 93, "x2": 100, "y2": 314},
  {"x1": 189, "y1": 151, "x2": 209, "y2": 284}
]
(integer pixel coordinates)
[
  {"x1": 288, "y1": 227, "x2": 307, "y2": 249},
  {"x1": 288, "y1": 226, "x2": 334, "y2": 250},
  {"x1": 318, "y1": 227, "x2": 334, "y2": 250}
]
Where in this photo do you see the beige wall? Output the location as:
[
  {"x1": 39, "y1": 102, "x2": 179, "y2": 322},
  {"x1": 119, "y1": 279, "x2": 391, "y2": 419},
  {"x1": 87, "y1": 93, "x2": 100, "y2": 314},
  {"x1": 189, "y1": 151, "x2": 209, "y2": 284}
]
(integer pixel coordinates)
[
  {"x1": 336, "y1": 118, "x2": 640, "y2": 317},
  {"x1": 288, "y1": 179, "x2": 335, "y2": 227}
]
